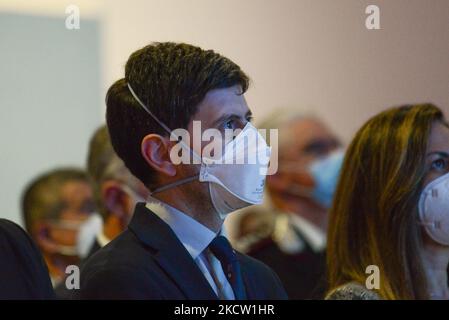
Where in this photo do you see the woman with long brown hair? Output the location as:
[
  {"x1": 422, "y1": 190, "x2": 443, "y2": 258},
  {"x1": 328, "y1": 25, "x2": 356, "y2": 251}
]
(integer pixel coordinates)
[{"x1": 326, "y1": 103, "x2": 449, "y2": 300}]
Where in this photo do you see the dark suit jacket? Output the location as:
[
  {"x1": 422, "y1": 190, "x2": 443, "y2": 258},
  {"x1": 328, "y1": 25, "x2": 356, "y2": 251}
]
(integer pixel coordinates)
[
  {"x1": 0, "y1": 219, "x2": 54, "y2": 299},
  {"x1": 248, "y1": 227, "x2": 326, "y2": 300},
  {"x1": 75, "y1": 203, "x2": 287, "y2": 300},
  {"x1": 85, "y1": 238, "x2": 102, "y2": 259}
]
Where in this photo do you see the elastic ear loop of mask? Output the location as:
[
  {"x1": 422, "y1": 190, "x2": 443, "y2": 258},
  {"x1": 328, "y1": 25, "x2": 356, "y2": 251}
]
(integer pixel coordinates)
[
  {"x1": 150, "y1": 175, "x2": 199, "y2": 195},
  {"x1": 132, "y1": 173, "x2": 200, "y2": 196},
  {"x1": 127, "y1": 83, "x2": 202, "y2": 163},
  {"x1": 126, "y1": 83, "x2": 202, "y2": 195}
]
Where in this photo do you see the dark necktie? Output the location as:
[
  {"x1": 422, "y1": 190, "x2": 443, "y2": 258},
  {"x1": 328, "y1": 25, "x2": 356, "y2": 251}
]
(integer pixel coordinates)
[{"x1": 209, "y1": 236, "x2": 247, "y2": 300}]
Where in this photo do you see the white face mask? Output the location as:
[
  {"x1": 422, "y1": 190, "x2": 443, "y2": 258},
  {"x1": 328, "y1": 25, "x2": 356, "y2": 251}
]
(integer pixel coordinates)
[
  {"x1": 418, "y1": 172, "x2": 449, "y2": 246},
  {"x1": 127, "y1": 83, "x2": 271, "y2": 219},
  {"x1": 48, "y1": 213, "x2": 103, "y2": 258},
  {"x1": 199, "y1": 122, "x2": 271, "y2": 218},
  {"x1": 76, "y1": 213, "x2": 103, "y2": 258}
]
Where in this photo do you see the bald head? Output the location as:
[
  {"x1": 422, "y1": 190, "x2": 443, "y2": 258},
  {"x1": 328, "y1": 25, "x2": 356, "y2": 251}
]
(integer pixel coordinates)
[
  {"x1": 259, "y1": 109, "x2": 339, "y2": 161},
  {"x1": 278, "y1": 117, "x2": 339, "y2": 162}
]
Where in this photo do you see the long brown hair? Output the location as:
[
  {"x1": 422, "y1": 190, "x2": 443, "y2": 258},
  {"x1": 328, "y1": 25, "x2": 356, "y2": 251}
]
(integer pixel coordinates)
[{"x1": 327, "y1": 104, "x2": 444, "y2": 299}]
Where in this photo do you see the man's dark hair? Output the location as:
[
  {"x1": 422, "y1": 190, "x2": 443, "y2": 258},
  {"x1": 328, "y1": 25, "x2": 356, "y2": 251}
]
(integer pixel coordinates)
[
  {"x1": 106, "y1": 42, "x2": 249, "y2": 189},
  {"x1": 21, "y1": 168, "x2": 89, "y2": 233}
]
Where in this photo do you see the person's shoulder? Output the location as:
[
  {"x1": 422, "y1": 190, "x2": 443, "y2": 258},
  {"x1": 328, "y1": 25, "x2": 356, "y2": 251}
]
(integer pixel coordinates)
[
  {"x1": 0, "y1": 219, "x2": 54, "y2": 299},
  {"x1": 0, "y1": 218, "x2": 18, "y2": 229},
  {"x1": 0, "y1": 218, "x2": 39, "y2": 255},
  {"x1": 77, "y1": 232, "x2": 161, "y2": 299},
  {"x1": 0, "y1": 218, "x2": 28, "y2": 239},
  {"x1": 77, "y1": 261, "x2": 162, "y2": 299},
  {"x1": 81, "y1": 229, "x2": 149, "y2": 273},
  {"x1": 325, "y1": 282, "x2": 381, "y2": 300}
]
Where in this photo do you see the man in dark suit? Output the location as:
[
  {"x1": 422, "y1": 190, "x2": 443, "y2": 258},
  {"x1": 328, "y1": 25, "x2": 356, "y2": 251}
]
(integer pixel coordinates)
[
  {"x1": 0, "y1": 219, "x2": 54, "y2": 299},
  {"x1": 78, "y1": 203, "x2": 286, "y2": 299},
  {"x1": 76, "y1": 42, "x2": 287, "y2": 300}
]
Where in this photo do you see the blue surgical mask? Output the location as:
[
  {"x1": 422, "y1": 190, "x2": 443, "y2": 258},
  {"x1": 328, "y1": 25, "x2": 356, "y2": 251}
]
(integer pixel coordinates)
[
  {"x1": 308, "y1": 150, "x2": 344, "y2": 208},
  {"x1": 279, "y1": 150, "x2": 344, "y2": 209}
]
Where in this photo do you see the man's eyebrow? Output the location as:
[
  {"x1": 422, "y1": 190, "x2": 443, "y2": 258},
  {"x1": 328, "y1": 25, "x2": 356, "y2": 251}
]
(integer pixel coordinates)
[
  {"x1": 211, "y1": 110, "x2": 253, "y2": 127},
  {"x1": 427, "y1": 151, "x2": 449, "y2": 158}
]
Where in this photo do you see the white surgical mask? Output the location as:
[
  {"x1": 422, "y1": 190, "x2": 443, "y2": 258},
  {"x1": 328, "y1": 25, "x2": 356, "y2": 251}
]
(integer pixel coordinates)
[
  {"x1": 76, "y1": 213, "x2": 103, "y2": 258},
  {"x1": 127, "y1": 83, "x2": 271, "y2": 219},
  {"x1": 48, "y1": 213, "x2": 103, "y2": 258},
  {"x1": 418, "y1": 172, "x2": 449, "y2": 246}
]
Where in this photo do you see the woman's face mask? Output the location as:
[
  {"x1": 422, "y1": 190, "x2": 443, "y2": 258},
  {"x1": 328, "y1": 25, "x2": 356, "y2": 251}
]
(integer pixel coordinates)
[{"x1": 419, "y1": 171, "x2": 449, "y2": 246}]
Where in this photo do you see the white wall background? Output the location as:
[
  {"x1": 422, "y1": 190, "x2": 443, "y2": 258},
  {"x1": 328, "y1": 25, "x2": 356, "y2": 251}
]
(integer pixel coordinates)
[
  {"x1": 0, "y1": 9, "x2": 101, "y2": 225},
  {"x1": 1, "y1": 0, "x2": 449, "y2": 225},
  {"x1": 101, "y1": 0, "x2": 449, "y2": 141}
]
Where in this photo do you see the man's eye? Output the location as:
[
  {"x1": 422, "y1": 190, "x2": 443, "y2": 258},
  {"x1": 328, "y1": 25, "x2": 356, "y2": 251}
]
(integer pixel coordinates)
[
  {"x1": 224, "y1": 119, "x2": 234, "y2": 129},
  {"x1": 431, "y1": 158, "x2": 447, "y2": 171}
]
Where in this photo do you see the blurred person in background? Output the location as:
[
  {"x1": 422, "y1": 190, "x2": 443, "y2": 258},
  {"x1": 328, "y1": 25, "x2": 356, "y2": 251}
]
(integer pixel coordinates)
[
  {"x1": 326, "y1": 104, "x2": 449, "y2": 300},
  {"x1": 85, "y1": 125, "x2": 150, "y2": 257},
  {"x1": 232, "y1": 207, "x2": 275, "y2": 253},
  {"x1": 21, "y1": 168, "x2": 99, "y2": 288},
  {"x1": 246, "y1": 110, "x2": 343, "y2": 299}
]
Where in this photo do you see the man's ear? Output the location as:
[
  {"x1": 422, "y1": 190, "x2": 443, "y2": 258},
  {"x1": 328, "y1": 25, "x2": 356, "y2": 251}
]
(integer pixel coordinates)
[
  {"x1": 141, "y1": 134, "x2": 177, "y2": 177},
  {"x1": 33, "y1": 222, "x2": 59, "y2": 254},
  {"x1": 101, "y1": 180, "x2": 128, "y2": 219}
]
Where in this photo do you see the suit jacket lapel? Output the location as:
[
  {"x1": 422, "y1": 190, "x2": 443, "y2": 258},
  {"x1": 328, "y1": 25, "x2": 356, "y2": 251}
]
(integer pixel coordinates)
[{"x1": 128, "y1": 203, "x2": 218, "y2": 300}]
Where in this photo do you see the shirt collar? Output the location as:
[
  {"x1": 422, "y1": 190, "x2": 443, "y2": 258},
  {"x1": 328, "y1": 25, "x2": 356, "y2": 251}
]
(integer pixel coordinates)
[
  {"x1": 96, "y1": 230, "x2": 111, "y2": 248},
  {"x1": 145, "y1": 197, "x2": 219, "y2": 260},
  {"x1": 289, "y1": 213, "x2": 326, "y2": 252}
]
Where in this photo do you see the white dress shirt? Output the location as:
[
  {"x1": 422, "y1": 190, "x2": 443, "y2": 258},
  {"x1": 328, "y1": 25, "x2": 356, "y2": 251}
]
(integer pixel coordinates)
[
  {"x1": 273, "y1": 212, "x2": 326, "y2": 254},
  {"x1": 145, "y1": 197, "x2": 235, "y2": 300},
  {"x1": 96, "y1": 231, "x2": 111, "y2": 248},
  {"x1": 289, "y1": 214, "x2": 326, "y2": 252}
]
